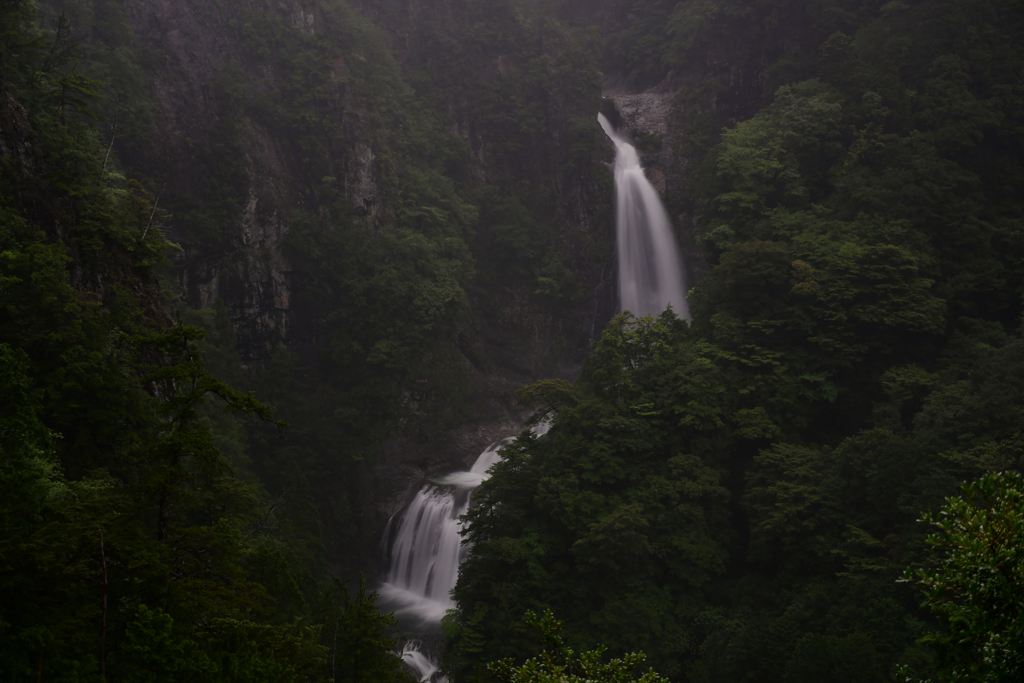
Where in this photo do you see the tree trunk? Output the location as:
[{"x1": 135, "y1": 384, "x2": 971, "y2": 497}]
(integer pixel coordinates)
[{"x1": 99, "y1": 528, "x2": 108, "y2": 679}]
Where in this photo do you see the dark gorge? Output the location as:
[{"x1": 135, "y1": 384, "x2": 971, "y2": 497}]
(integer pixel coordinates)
[{"x1": 1, "y1": 1, "x2": 1023, "y2": 682}]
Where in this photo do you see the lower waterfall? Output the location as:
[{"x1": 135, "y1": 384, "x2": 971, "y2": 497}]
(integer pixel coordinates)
[
  {"x1": 378, "y1": 437, "x2": 513, "y2": 625},
  {"x1": 379, "y1": 427, "x2": 545, "y2": 681},
  {"x1": 598, "y1": 112, "x2": 690, "y2": 319}
]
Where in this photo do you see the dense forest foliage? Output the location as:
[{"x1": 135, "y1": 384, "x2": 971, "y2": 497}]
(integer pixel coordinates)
[
  {"x1": 35, "y1": 0, "x2": 612, "y2": 566},
  {"x1": 448, "y1": 0, "x2": 1024, "y2": 681},
  {"x1": 4, "y1": 0, "x2": 1024, "y2": 681},
  {"x1": 0, "y1": 1, "x2": 434, "y2": 679},
  {"x1": 1, "y1": 0, "x2": 611, "y2": 679}
]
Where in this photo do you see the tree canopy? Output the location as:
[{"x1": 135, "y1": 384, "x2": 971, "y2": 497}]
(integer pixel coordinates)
[{"x1": 449, "y1": 1, "x2": 1024, "y2": 681}]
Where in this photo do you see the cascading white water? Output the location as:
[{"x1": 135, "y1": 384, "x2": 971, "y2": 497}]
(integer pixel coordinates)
[
  {"x1": 401, "y1": 642, "x2": 440, "y2": 683},
  {"x1": 377, "y1": 437, "x2": 515, "y2": 626},
  {"x1": 379, "y1": 424, "x2": 549, "y2": 681},
  {"x1": 598, "y1": 113, "x2": 690, "y2": 319}
]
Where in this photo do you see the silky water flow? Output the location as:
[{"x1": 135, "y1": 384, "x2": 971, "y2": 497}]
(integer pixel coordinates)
[
  {"x1": 378, "y1": 424, "x2": 548, "y2": 682},
  {"x1": 598, "y1": 112, "x2": 690, "y2": 319},
  {"x1": 381, "y1": 112, "x2": 683, "y2": 681}
]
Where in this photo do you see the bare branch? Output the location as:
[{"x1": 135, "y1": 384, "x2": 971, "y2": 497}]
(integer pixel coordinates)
[
  {"x1": 99, "y1": 529, "x2": 108, "y2": 680},
  {"x1": 101, "y1": 94, "x2": 120, "y2": 173},
  {"x1": 141, "y1": 183, "x2": 167, "y2": 241}
]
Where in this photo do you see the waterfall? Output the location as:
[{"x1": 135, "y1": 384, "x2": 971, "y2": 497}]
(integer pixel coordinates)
[
  {"x1": 377, "y1": 437, "x2": 515, "y2": 626},
  {"x1": 378, "y1": 424, "x2": 548, "y2": 681},
  {"x1": 401, "y1": 641, "x2": 440, "y2": 683},
  {"x1": 598, "y1": 113, "x2": 690, "y2": 320}
]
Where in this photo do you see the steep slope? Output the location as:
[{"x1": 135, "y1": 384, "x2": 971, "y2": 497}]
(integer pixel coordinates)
[
  {"x1": 43, "y1": 0, "x2": 618, "y2": 573},
  {"x1": 448, "y1": 1, "x2": 1024, "y2": 681}
]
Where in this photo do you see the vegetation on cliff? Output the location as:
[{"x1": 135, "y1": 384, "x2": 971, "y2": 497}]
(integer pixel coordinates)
[
  {"x1": 37, "y1": 0, "x2": 614, "y2": 567},
  {"x1": 2, "y1": 0, "x2": 612, "y2": 679},
  {"x1": 0, "y1": 2, "x2": 412, "y2": 680},
  {"x1": 450, "y1": 0, "x2": 1024, "y2": 681},
  {"x1": 5, "y1": 0, "x2": 1024, "y2": 681}
]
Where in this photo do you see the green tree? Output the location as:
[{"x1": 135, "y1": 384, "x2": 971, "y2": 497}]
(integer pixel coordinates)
[
  {"x1": 451, "y1": 312, "x2": 734, "y2": 679},
  {"x1": 489, "y1": 610, "x2": 669, "y2": 683},
  {"x1": 111, "y1": 606, "x2": 215, "y2": 683},
  {"x1": 899, "y1": 472, "x2": 1024, "y2": 683},
  {"x1": 0, "y1": 343, "x2": 59, "y2": 527},
  {"x1": 744, "y1": 443, "x2": 842, "y2": 573},
  {"x1": 327, "y1": 575, "x2": 411, "y2": 683}
]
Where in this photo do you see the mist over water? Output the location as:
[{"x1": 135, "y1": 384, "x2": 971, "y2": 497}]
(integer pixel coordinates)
[{"x1": 598, "y1": 113, "x2": 690, "y2": 320}]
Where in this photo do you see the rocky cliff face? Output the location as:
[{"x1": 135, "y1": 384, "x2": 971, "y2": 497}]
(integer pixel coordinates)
[
  {"x1": 53, "y1": 0, "x2": 796, "y2": 575},
  {"x1": 53, "y1": 0, "x2": 619, "y2": 573},
  {"x1": 174, "y1": 137, "x2": 297, "y2": 365},
  {"x1": 85, "y1": 0, "x2": 613, "y2": 368},
  {"x1": 45, "y1": 0, "x2": 801, "y2": 564},
  {"x1": 109, "y1": 0, "x2": 346, "y2": 364},
  {"x1": 0, "y1": 94, "x2": 37, "y2": 174}
]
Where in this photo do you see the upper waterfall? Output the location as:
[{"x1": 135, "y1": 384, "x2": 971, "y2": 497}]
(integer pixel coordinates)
[{"x1": 598, "y1": 113, "x2": 690, "y2": 320}]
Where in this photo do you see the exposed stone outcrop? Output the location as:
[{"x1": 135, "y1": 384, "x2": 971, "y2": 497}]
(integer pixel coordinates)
[
  {"x1": 0, "y1": 93, "x2": 38, "y2": 177},
  {"x1": 603, "y1": 81, "x2": 678, "y2": 194},
  {"x1": 114, "y1": 0, "x2": 314, "y2": 362},
  {"x1": 83, "y1": 0, "x2": 606, "y2": 574}
]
